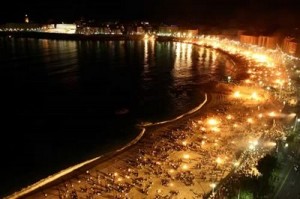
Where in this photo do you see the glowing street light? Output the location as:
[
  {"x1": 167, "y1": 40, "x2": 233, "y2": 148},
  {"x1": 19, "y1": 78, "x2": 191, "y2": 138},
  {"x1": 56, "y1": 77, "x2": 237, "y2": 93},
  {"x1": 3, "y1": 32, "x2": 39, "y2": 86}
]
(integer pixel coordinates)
[
  {"x1": 247, "y1": 118, "x2": 254, "y2": 124},
  {"x1": 211, "y1": 127, "x2": 220, "y2": 132},
  {"x1": 117, "y1": 177, "x2": 123, "y2": 182},
  {"x1": 251, "y1": 92, "x2": 259, "y2": 100},
  {"x1": 183, "y1": 154, "x2": 190, "y2": 159},
  {"x1": 216, "y1": 157, "x2": 223, "y2": 164},
  {"x1": 227, "y1": 76, "x2": 232, "y2": 82},
  {"x1": 249, "y1": 140, "x2": 258, "y2": 150},
  {"x1": 182, "y1": 164, "x2": 189, "y2": 170},
  {"x1": 253, "y1": 140, "x2": 258, "y2": 146},
  {"x1": 293, "y1": 115, "x2": 299, "y2": 132},
  {"x1": 268, "y1": 111, "x2": 276, "y2": 117},
  {"x1": 226, "y1": 115, "x2": 233, "y2": 120},
  {"x1": 285, "y1": 143, "x2": 289, "y2": 148},
  {"x1": 210, "y1": 183, "x2": 217, "y2": 196},
  {"x1": 233, "y1": 91, "x2": 241, "y2": 98},
  {"x1": 249, "y1": 144, "x2": 255, "y2": 150},
  {"x1": 233, "y1": 161, "x2": 240, "y2": 167},
  {"x1": 207, "y1": 118, "x2": 219, "y2": 126},
  {"x1": 266, "y1": 141, "x2": 276, "y2": 147}
]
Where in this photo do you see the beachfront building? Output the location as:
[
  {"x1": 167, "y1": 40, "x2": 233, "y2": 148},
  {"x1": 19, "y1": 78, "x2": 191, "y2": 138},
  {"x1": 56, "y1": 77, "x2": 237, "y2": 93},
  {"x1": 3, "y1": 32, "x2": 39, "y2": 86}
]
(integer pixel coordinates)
[
  {"x1": 158, "y1": 25, "x2": 179, "y2": 36},
  {"x1": 174, "y1": 28, "x2": 199, "y2": 38},
  {"x1": 257, "y1": 35, "x2": 279, "y2": 49},
  {"x1": 24, "y1": 14, "x2": 29, "y2": 23},
  {"x1": 77, "y1": 26, "x2": 112, "y2": 35},
  {"x1": 45, "y1": 24, "x2": 77, "y2": 34},
  {"x1": 0, "y1": 23, "x2": 43, "y2": 32},
  {"x1": 239, "y1": 33, "x2": 280, "y2": 49},
  {"x1": 239, "y1": 34, "x2": 258, "y2": 45},
  {"x1": 0, "y1": 23, "x2": 77, "y2": 34},
  {"x1": 282, "y1": 36, "x2": 300, "y2": 57}
]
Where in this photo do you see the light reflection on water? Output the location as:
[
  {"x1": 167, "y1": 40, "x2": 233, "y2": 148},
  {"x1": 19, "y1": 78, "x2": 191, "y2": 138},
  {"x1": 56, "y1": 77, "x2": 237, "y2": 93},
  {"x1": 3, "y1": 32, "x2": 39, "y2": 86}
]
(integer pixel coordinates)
[
  {"x1": 0, "y1": 38, "x2": 238, "y2": 197},
  {"x1": 174, "y1": 42, "x2": 193, "y2": 79}
]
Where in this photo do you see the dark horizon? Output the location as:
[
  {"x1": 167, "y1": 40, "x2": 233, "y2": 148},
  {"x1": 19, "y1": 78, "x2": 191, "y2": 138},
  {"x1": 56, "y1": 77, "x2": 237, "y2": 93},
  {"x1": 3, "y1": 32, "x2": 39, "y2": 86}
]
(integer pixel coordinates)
[{"x1": 1, "y1": 0, "x2": 300, "y2": 28}]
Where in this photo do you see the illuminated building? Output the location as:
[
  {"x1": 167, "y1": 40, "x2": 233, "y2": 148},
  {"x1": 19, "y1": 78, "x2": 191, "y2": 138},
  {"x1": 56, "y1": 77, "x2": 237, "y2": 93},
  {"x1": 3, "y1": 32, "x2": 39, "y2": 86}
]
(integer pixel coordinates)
[
  {"x1": 46, "y1": 24, "x2": 76, "y2": 34},
  {"x1": 174, "y1": 28, "x2": 198, "y2": 38},
  {"x1": 25, "y1": 14, "x2": 29, "y2": 23},
  {"x1": 282, "y1": 36, "x2": 300, "y2": 56},
  {"x1": 239, "y1": 33, "x2": 279, "y2": 49},
  {"x1": 257, "y1": 35, "x2": 278, "y2": 49},
  {"x1": 136, "y1": 26, "x2": 145, "y2": 35},
  {"x1": 239, "y1": 34, "x2": 258, "y2": 45},
  {"x1": 158, "y1": 25, "x2": 178, "y2": 36},
  {"x1": 0, "y1": 23, "x2": 42, "y2": 31}
]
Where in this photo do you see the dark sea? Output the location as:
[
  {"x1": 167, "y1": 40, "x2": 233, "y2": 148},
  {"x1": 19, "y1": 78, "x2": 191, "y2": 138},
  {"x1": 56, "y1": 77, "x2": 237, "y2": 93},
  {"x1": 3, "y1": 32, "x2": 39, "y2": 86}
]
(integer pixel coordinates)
[{"x1": 0, "y1": 37, "x2": 235, "y2": 197}]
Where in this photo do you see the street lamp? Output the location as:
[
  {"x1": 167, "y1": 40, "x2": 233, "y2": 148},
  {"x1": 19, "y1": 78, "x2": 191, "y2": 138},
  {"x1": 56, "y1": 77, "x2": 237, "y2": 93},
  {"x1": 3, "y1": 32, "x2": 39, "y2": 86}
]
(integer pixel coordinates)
[
  {"x1": 210, "y1": 183, "x2": 216, "y2": 197},
  {"x1": 293, "y1": 115, "x2": 299, "y2": 132},
  {"x1": 227, "y1": 76, "x2": 232, "y2": 83}
]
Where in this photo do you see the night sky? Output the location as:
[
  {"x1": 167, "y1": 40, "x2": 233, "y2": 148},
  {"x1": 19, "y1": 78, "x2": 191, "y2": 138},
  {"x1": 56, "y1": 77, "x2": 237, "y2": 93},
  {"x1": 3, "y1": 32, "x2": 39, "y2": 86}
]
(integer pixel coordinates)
[{"x1": 1, "y1": 0, "x2": 300, "y2": 27}]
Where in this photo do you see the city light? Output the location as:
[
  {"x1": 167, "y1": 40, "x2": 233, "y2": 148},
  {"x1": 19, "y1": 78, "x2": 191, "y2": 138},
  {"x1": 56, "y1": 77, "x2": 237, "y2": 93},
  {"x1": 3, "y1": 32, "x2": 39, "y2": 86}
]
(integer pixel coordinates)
[
  {"x1": 216, "y1": 157, "x2": 223, "y2": 164},
  {"x1": 233, "y1": 161, "x2": 240, "y2": 167},
  {"x1": 211, "y1": 127, "x2": 221, "y2": 132},
  {"x1": 285, "y1": 143, "x2": 289, "y2": 148},
  {"x1": 183, "y1": 154, "x2": 190, "y2": 159},
  {"x1": 265, "y1": 141, "x2": 276, "y2": 147},
  {"x1": 210, "y1": 183, "x2": 217, "y2": 196},
  {"x1": 247, "y1": 118, "x2": 254, "y2": 123},
  {"x1": 182, "y1": 164, "x2": 189, "y2": 170},
  {"x1": 210, "y1": 183, "x2": 216, "y2": 189},
  {"x1": 268, "y1": 111, "x2": 276, "y2": 117},
  {"x1": 251, "y1": 92, "x2": 259, "y2": 100},
  {"x1": 233, "y1": 91, "x2": 241, "y2": 98},
  {"x1": 207, "y1": 118, "x2": 219, "y2": 126},
  {"x1": 226, "y1": 115, "x2": 233, "y2": 120}
]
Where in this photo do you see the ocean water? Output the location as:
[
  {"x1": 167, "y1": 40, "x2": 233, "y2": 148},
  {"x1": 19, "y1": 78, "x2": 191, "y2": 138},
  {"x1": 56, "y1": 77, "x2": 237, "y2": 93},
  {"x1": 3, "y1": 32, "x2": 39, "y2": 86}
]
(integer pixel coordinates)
[{"x1": 0, "y1": 37, "x2": 235, "y2": 197}]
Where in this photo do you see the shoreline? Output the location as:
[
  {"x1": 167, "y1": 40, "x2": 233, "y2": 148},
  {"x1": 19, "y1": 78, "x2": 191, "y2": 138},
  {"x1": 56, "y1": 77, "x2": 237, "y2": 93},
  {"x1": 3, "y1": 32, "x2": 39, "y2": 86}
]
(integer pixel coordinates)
[
  {"x1": 6, "y1": 93, "x2": 210, "y2": 199},
  {"x1": 5, "y1": 128, "x2": 146, "y2": 199},
  {"x1": 139, "y1": 93, "x2": 208, "y2": 127},
  {"x1": 4, "y1": 37, "x2": 290, "y2": 198},
  {"x1": 4, "y1": 38, "x2": 249, "y2": 199}
]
